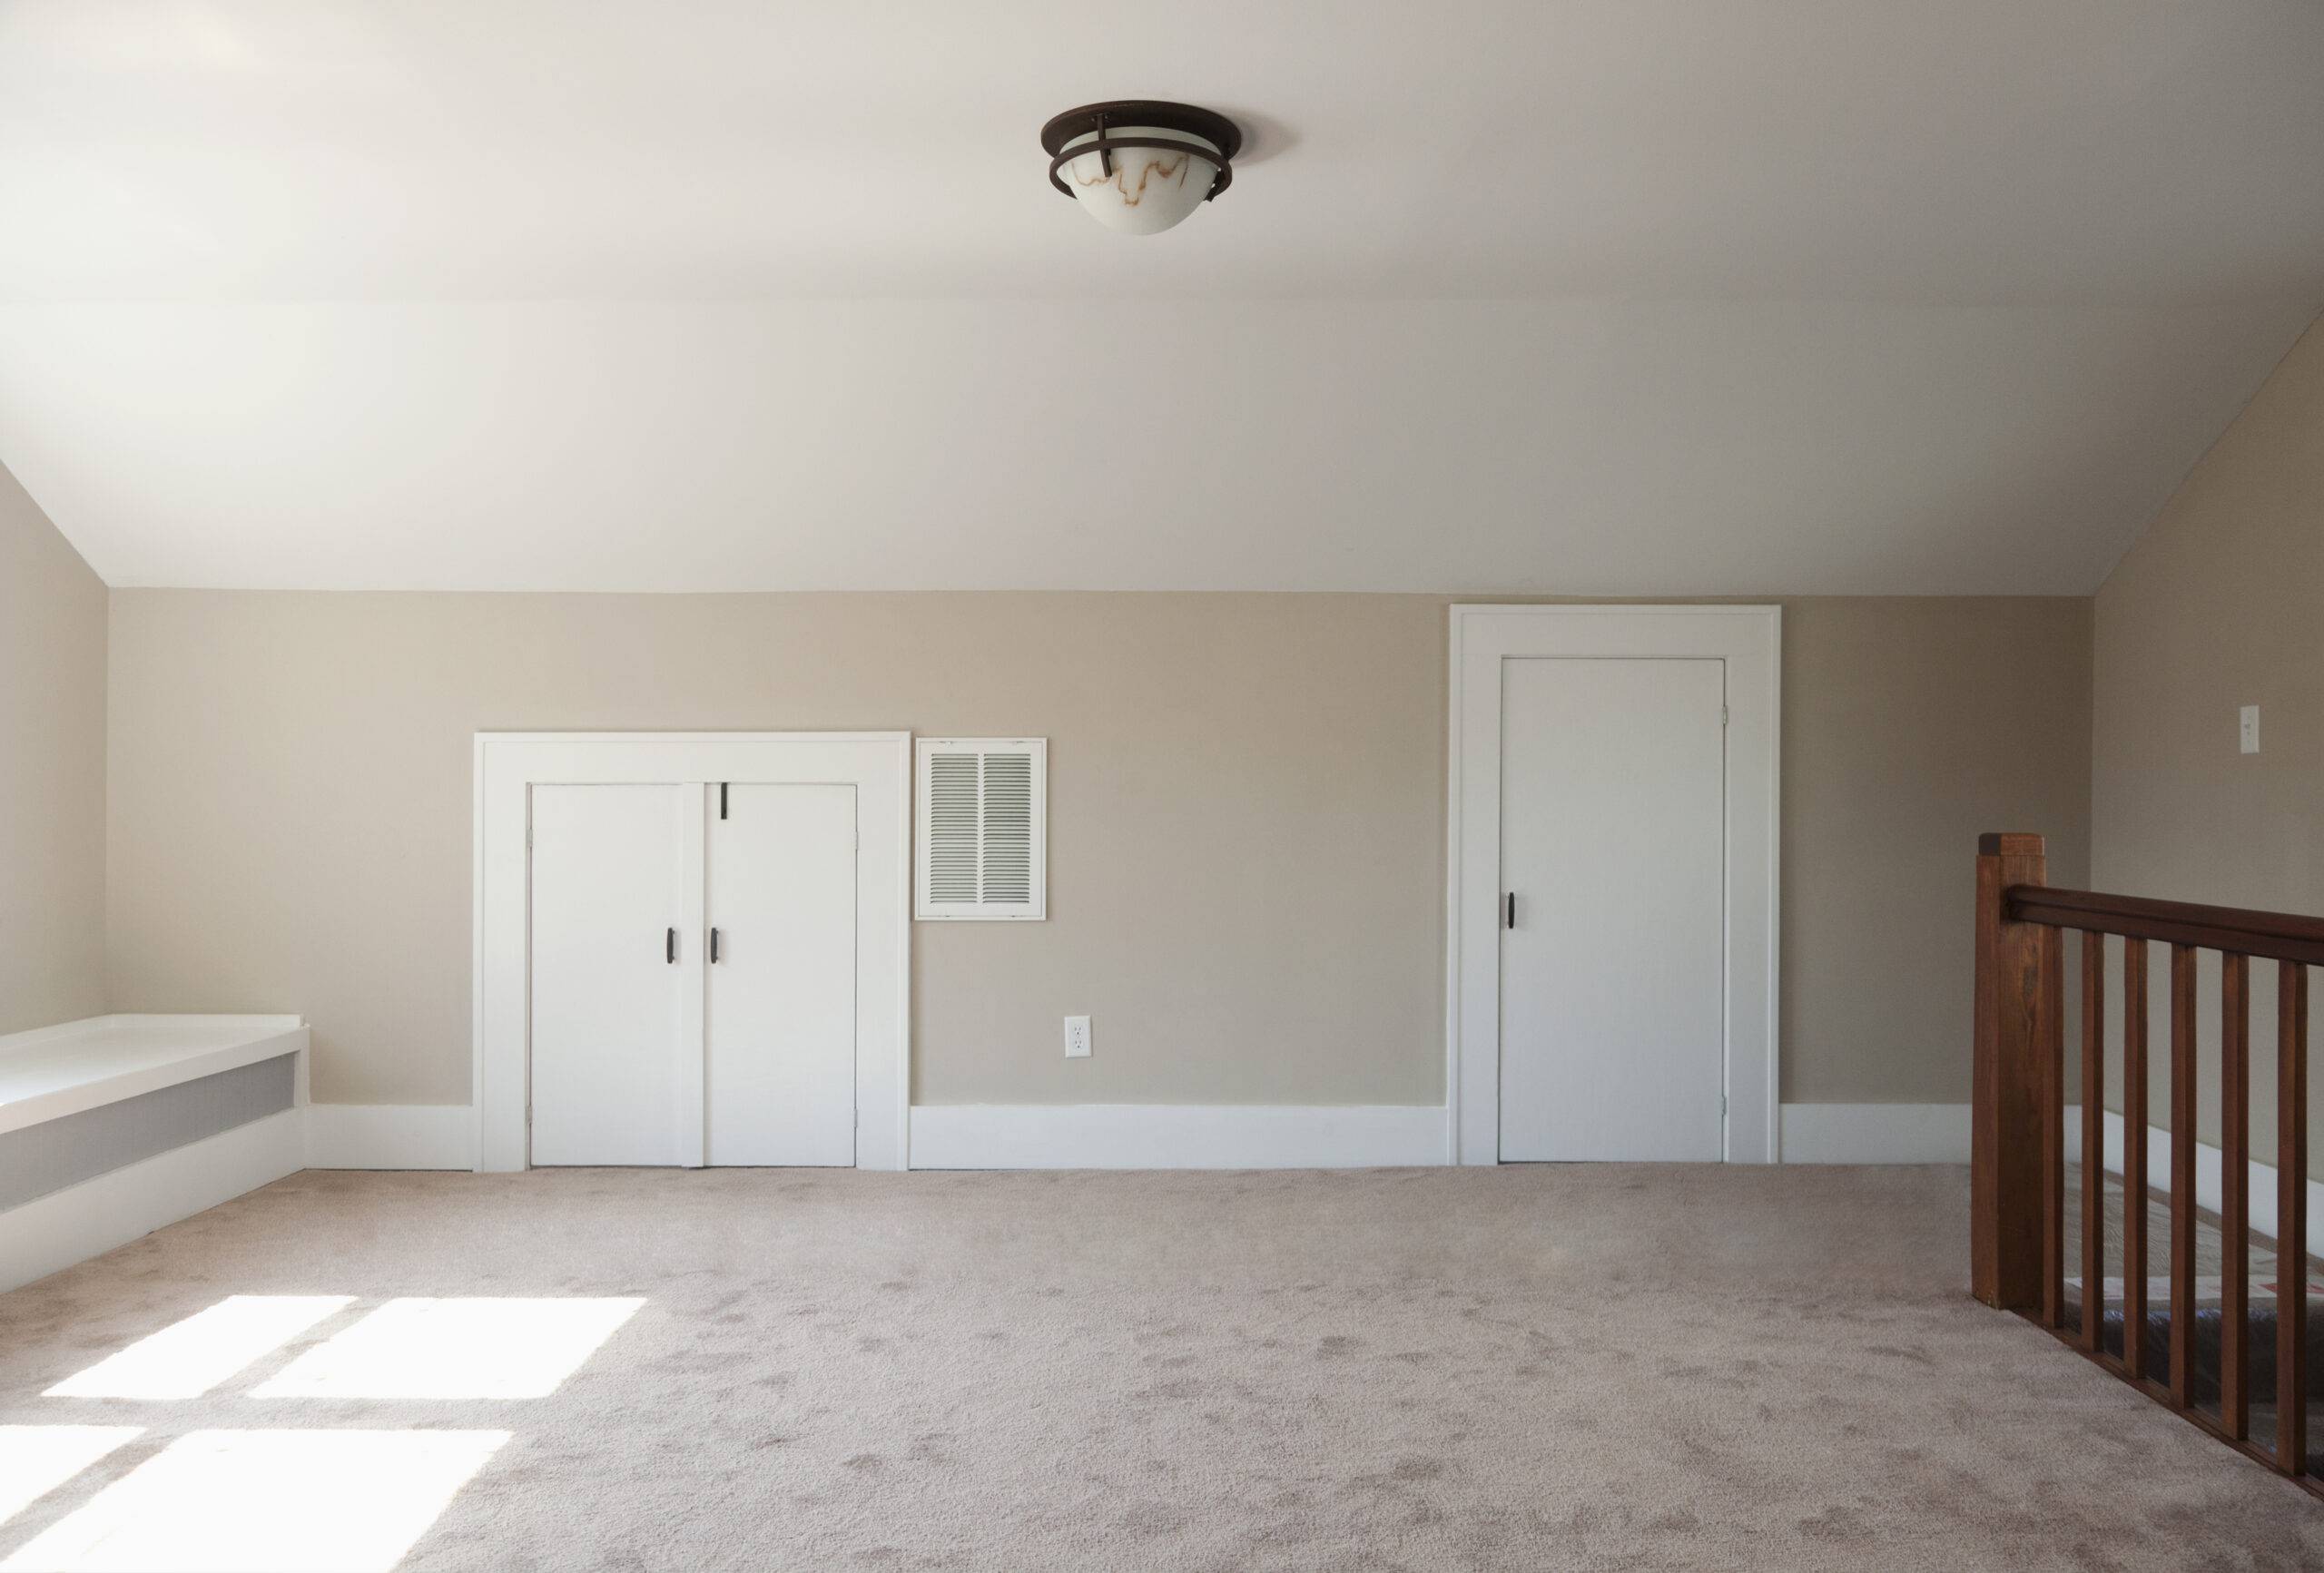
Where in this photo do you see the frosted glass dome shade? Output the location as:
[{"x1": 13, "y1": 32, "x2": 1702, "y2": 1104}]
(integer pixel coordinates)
[{"x1": 1056, "y1": 126, "x2": 1223, "y2": 235}]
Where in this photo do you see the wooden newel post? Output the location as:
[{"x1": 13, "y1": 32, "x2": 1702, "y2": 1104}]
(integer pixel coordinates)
[{"x1": 1973, "y1": 832, "x2": 2057, "y2": 1309}]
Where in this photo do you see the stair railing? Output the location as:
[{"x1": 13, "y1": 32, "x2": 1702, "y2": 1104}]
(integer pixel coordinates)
[{"x1": 1974, "y1": 831, "x2": 2321, "y2": 1486}]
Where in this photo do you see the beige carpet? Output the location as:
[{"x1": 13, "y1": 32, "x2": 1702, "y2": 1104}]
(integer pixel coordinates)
[{"x1": 1, "y1": 1165, "x2": 2319, "y2": 1571}]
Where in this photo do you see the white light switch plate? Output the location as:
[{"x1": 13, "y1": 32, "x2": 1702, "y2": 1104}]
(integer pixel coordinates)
[
  {"x1": 1063, "y1": 1015, "x2": 1092, "y2": 1058},
  {"x1": 2240, "y1": 704, "x2": 2260, "y2": 754}
]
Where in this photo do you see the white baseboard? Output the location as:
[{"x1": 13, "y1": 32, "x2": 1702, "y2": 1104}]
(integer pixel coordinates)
[
  {"x1": 1778, "y1": 1103, "x2": 1969, "y2": 1163},
  {"x1": 916, "y1": 1103, "x2": 1983, "y2": 1169},
  {"x1": 304, "y1": 1104, "x2": 477, "y2": 1170},
  {"x1": 0, "y1": 1107, "x2": 305, "y2": 1293},
  {"x1": 2070, "y1": 1105, "x2": 2324, "y2": 1260},
  {"x1": 908, "y1": 1104, "x2": 1450, "y2": 1170}
]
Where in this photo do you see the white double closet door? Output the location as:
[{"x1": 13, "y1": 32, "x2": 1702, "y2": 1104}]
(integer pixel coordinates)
[{"x1": 529, "y1": 782, "x2": 857, "y2": 1167}]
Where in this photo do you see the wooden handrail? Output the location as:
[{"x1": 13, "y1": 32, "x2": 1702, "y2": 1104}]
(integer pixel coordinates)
[
  {"x1": 1974, "y1": 831, "x2": 2320, "y2": 1492},
  {"x1": 2005, "y1": 884, "x2": 2324, "y2": 966}
]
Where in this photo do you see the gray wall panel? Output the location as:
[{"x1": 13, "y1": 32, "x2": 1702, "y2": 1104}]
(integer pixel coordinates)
[{"x1": 0, "y1": 1053, "x2": 296, "y2": 1211}]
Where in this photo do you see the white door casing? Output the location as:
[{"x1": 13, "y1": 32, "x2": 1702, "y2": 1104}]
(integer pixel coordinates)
[
  {"x1": 706, "y1": 782, "x2": 859, "y2": 1166},
  {"x1": 1447, "y1": 605, "x2": 1779, "y2": 1165},
  {"x1": 528, "y1": 784, "x2": 695, "y2": 1166},
  {"x1": 1497, "y1": 658, "x2": 1727, "y2": 1161},
  {"x1": 474, "y1": 732, "x2": 911, "y2": 1173}
]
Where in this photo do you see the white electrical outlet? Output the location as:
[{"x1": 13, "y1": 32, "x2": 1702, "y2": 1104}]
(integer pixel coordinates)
[
  {"x1": 2240, "y1": 704, "x2": 2260, "y2": 754},
  {"x1": 1063, "y1": 1015, "x2": 1092, "y2": 1058}
]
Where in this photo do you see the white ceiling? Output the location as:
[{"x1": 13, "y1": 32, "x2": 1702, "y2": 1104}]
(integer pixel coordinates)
[{"x1": 1, "y1": 1, "x2": 2319, "y2": 593}]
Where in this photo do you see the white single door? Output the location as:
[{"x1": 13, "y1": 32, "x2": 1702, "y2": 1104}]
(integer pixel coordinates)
[
  {"x1": 706, "y1": 783, "x2": 858, "y2": 1165},
  {"x1": 530, "y1": 783, "x2": 692, "y2": 1165},
  {"x1": 1499, "y1": 657, "x2": 1727, "y2": 1161}
]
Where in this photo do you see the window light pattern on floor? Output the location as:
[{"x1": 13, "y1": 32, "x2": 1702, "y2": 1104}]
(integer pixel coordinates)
[
  {"x1": 0, "y1": 1430, "x2": 141, "y2": 1528},
  {"x1": 255, "y1": 1296, "x2": 643, "y2": 1401},
  {"x1": 5, "y1": 1295, "x2": 644, "y2": 1572},
  {"x1": 0, "y1": 1429, "x2": 510, "y2": 1573},
  {"x1": 44, "y1": 1297, "x2": 352, "y2": 1401}
]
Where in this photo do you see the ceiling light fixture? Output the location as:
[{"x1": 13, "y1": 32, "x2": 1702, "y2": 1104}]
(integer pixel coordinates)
[{"x1": 1040, "y1": 101, "x2": 1243, "y2": 236}]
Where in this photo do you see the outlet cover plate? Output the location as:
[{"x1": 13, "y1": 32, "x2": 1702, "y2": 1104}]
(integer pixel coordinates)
[{"x1": 1064, "y1": 1015, "x2": 1092, "y2": 1058}]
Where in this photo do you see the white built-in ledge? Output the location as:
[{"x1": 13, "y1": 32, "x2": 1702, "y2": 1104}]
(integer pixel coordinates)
[
  {"x1": 1, "y1": 1014, "x2": 310, "y2": 1294},
  {"x1": 0, "y1": 1014, "x2": 308, "y2": 1136}
]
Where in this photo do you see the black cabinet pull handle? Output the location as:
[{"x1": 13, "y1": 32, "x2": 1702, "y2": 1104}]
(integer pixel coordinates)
[
  {"x1": 710, "y1": 927, "x2": 722, "y2": 964},
  {"x1": 1505, "y1": 893, "x2": 1516, "y2": 929},
  {"x1": 665, "y1": 927, "x2": 676, "y2": 964}
]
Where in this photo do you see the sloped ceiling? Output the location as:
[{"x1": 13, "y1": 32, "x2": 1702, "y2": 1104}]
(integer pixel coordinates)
[{"x1": 1, "y1": 1, "x2": 2319, "y2": 593}]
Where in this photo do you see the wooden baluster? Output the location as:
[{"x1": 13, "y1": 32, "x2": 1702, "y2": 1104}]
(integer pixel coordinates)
[
  {"x1": 2221, "y1": 953, "x2": 2249, "y2": 1438},
  {"x1": 2082, "y1": 934, "x2": 2105, "y2": 1352},
  {"x1": 1973, "y1": 833, "x2": 2052, "y2": 1310},
  {"x1": 2170, "y1": 943, "x2": 2197, "y2": 1409},
  {"x1": 2042, "y1": 923, "x2": 2066, "y2": 1327},
  {"x1": 2123, "y1": 938, "x2": 2148, "y2": 1379},
  {"x1": 2281, "y1": 962, "x2": 2309, "y2": 1475}
]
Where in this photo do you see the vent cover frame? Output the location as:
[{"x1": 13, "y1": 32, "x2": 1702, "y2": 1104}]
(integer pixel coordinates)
[{"x1": 914, "y1": 737, "x2": 1048, "y2": 920}]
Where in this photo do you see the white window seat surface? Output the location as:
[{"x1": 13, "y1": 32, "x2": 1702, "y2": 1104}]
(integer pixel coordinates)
[{"x1": 0, "y1": 1015, "x2": 307, "y2": 1136}]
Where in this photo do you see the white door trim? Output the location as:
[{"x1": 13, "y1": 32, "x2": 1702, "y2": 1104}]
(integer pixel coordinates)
[
  {"x1": 1445, "y1": 605, "x2": 1781, "y2": 1165},
  {"x1": 472, "y1": 731, "x2": 911, "y2": 1173}
]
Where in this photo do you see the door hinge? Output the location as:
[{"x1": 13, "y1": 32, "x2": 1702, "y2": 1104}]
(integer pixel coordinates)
[
  {"x1": 719, "y1": 782, "x2": 729, "y2": 820},
  {"x1": 1721, "y1": 704, "x2": 1729, "y2": 728}
]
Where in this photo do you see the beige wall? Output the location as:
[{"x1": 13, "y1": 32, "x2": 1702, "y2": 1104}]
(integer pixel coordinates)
[
  {"x1": 105, "y1": 589, "x2": 2093, "y2": 1111},
  {"x1": 1780, "y1": 598, "x2": 2091, "y2": 1103},
  {"x1": 106, "y1": 593, "x2": 1448, "y2": 1106},
  {"x1": 2093, "y1": 314, "x2": 2324, "y2": 1148},
  {"x1": 0, "y1": 461, "x2": 108, "y2": 1035}
]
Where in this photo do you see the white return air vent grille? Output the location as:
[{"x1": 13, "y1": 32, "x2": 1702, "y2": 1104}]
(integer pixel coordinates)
[{"x1": 915, "y1": 739, "x2": 1047, "y2": 919}]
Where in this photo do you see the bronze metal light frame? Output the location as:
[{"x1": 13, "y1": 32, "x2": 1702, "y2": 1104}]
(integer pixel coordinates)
[{"x1": 1040, "y1": 101, "x2": 1243, "y2": 203}]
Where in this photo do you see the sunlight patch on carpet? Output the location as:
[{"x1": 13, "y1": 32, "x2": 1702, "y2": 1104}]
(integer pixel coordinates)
[
  {"x1": 0, "y1": 1428, "x2": 509, "y2": 1573},
  {"x1": 44, "y1": 1298, "x2": 354, "y2": 1401},
  {"x1": 0, "y1": 1429, "x2": 143, "y2": 1529},
  {"x1": 253, "y1": 1296, "x2": 644, "y2": 1401}
]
